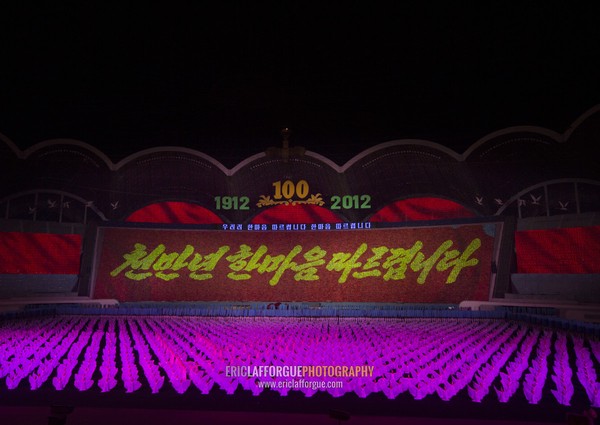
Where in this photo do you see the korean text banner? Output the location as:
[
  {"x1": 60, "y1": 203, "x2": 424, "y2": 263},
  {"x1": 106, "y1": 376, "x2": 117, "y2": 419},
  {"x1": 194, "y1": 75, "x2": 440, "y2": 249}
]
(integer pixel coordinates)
[{"x1": 92, "y1": 224, "x2": 496, "y2": 303}]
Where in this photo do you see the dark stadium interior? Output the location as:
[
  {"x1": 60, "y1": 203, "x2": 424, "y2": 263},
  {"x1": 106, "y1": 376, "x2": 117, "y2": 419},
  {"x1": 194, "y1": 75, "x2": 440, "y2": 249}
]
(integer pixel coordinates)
[{"x1": 1, "y1": 3, "x2": 600, "y2": 425}]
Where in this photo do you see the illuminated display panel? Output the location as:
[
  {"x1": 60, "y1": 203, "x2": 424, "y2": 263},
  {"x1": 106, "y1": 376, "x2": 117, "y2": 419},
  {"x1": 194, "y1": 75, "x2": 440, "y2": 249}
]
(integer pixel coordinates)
[
  {"x1": 251, "y1": 204, "x2": 344, "y2": 224},
  {"x1": 369, "y1": 197, "x2": 476, "y2": 222},
  {"x1": 0, "y1": 232, "x2": 82, "y2": 274},
  {"x1": 515, "y1": 226, "x2": 600, "y2": 273},
  {"x1": 126, "y1": 201, "x2": 224, "y2": 224},
  {"x1": 92, "y1": 221, "x2": 498, "y2": 303}
]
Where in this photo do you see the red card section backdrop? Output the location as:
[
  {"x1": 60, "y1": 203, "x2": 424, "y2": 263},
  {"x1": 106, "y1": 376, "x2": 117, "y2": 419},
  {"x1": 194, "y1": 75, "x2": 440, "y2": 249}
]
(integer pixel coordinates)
[
  {"x1": 0, "y1": 232, "x2": 82, "y2": 274},
  {"x1": 515, "y1": 226, "x2": 600, "y2": 273}
]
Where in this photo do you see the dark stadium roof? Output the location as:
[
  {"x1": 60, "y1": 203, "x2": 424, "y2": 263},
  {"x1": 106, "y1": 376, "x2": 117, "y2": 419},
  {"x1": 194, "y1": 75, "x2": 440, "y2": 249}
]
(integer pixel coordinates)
[
  {"x1": 1, "y1": 3, "x2": 599, "y2": 167},
  {"x1": 2, "y1": 3, "x2": 599, "y2": 223},
  {"x1": 1, "y1": 105, "x2": 599, "y2": 223}
]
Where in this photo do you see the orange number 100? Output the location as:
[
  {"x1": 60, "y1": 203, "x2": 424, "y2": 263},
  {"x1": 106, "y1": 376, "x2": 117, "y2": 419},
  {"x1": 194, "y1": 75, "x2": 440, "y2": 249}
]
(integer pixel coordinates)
[{"x1": 272, "y1": 180, "x2": 309, "y2": 200}]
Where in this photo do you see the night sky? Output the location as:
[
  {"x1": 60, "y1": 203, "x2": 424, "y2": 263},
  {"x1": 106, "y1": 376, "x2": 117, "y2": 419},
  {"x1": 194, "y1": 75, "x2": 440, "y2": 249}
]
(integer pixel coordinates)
[{"x1": 1, "y1": 2, "x2": 599, "y2": 167}]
